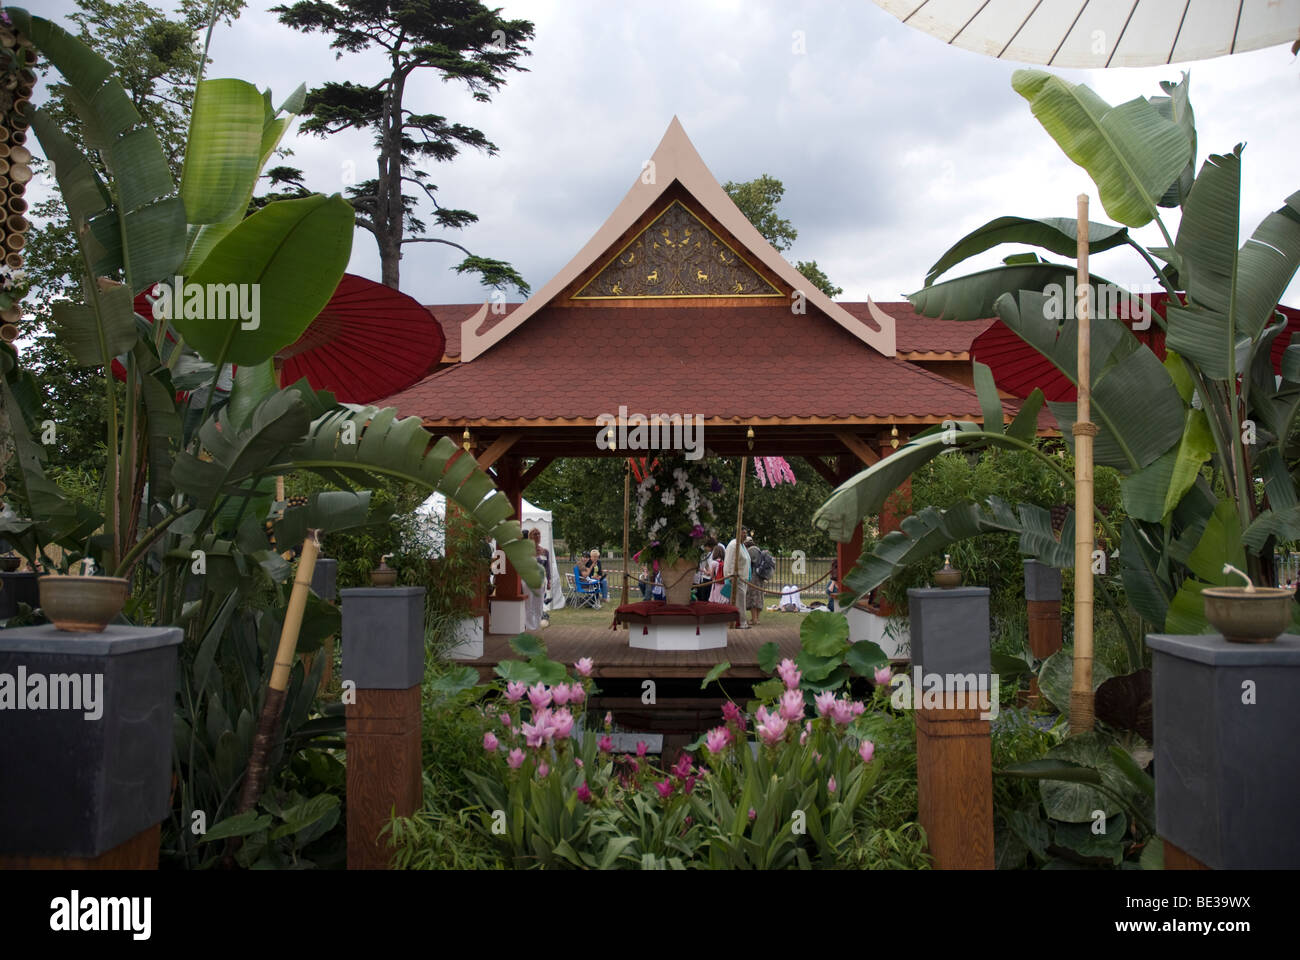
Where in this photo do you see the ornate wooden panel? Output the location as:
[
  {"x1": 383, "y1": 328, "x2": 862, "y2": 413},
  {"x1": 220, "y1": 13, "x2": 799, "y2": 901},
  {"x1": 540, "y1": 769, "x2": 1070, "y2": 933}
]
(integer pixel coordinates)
[{"x1": 574, "y1": 200, "x2": 780, "y2": 299}]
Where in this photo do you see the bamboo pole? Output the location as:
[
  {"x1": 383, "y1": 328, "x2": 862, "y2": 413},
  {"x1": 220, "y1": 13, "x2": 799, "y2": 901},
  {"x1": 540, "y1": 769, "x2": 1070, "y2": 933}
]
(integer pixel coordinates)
[
  {"x1": 1070, "y1": 196, "x2": 1097, "y2": 734},
  {"x1": 621, "y1": 459, "x2": 630, "y2": 611},
  {"x1": 731, "y1": 457, "x2": 747, "y2": 611}
]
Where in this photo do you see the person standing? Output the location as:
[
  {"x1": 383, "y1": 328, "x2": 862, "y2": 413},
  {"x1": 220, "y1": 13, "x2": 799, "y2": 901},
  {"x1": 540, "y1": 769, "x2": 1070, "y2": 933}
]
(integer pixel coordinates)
[
  {"x1": 523, "y1": 529, "x2": 551, "y2": 631},
  {"x1": 707, "y1": 544, "x2": 726, "y2": 604},
  {"x1": 827, "y1": 557, "x2": 840, "y2": 612},
  {"x1": 724, "y1": 533, "x2": 751, "y2": 627},
  {"x1": 746, "y1": 536, "x2": 769, "y2": 627}
]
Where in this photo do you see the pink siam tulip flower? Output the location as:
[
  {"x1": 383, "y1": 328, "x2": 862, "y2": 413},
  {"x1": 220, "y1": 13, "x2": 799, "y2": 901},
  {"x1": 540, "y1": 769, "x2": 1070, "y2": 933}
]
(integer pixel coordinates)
[
  {"x1": 776, "y1": 658, "x2": 801, "y2": 689},
  {"x1": 722, "y1": 700, "x2": 742, "y2": 724},
  {"x1": 636, "y1": 740, "x2": 648, "y2": 757},
  {"x1": 552, "y1": 683, "x2": 572, "y2": 706},
  {"x1": 499, "y1": 713, "x2": 511, "y2": 727},
  {"x1": 704, "y1": 727, "x2": 730, "y2": 753},
  {"x1": 604, "y1": 711, "x2": 613, "y2": 728},
  {"x1": 576, "y1": 781, "x2": 592, "y2": 803},
  {"x1": 672, "y1": 753, "x2": 693, "y2": 779},
  {"x1": 575, "y1": 657, "x2": 594, "y2": 677},
  {"x1": 684, "y1": 775, "x2": 697, "y2": 795},
  {"x1": 522, "y1": 709, "x2": 553, "y2": 748},
  {"x1": 537, "y1": 762, "x2": 549, "y2": 778},
  {"x1": 550, "y1": 709, "x2": 575, "y2": 740},
  {"x1": 527, "y1": 683, "x2": 552, "y2": 710},
  {"x1": 568, "y1": 684, "x2": 586, "y2": 704},
  {"x1": 505, "y1": 681, "x2": 527, "y2": 702},
  {"x1": 800, "y1": 720, "x2": 812, "y2": 746},
  {"x1": 507, "y1": 748, "x2": 525, "y2": 769},
  {"x1": 755, "y1": 704, "x2": 774, "y2": 728},
  {"x1": 748, "y1": 808, "x2": 757, "y2": 821},
  {"x1": 656, "y1": 779, "x2": 674, "y2": 799},
  {"x1": 483, "y1": 731, "x2": 499, "y2": 752},
  {"x1": 827, "y1": 776, "x2": 837, "y2": 795},
  {"x1": 575, "y1": 758, "x2": 584, "y2": 768},
  {"x1": 814, "y1": 691, "x2": 836, "y2": 716},
  {"x1": 829, "y1": 698, "x2": 854, "y2": 727},
  {"x1": 598, "y1": 734, "x2": 614, "y2": 753},
  {"x1": 850, "y1": 700, "x2": 865, "y2": 718},
  {"x1": 859, "y1": 740, "x2": 876, "y2": 764},
  {"x1": 874, "y1": 666, "x2": 892, "y2": 686},
  {"x1": 779, "y1": 688, "x2": 805, "y2": 722},
  {"x1": 758, "y1": 713, "x2": 788, "y2": 746}
]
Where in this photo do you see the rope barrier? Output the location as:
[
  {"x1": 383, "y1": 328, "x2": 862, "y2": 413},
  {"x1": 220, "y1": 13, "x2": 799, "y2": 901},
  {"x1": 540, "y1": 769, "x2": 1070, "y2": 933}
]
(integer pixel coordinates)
[{"x1": 617, "y1": 567, "x2": 835, "y2": 597}]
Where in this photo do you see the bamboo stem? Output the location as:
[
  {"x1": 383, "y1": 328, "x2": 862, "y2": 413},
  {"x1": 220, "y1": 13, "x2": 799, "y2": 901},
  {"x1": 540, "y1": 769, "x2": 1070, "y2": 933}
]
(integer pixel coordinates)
[{"x1": 1070, "y1": 196, "x2": 1096, "y2": 734}]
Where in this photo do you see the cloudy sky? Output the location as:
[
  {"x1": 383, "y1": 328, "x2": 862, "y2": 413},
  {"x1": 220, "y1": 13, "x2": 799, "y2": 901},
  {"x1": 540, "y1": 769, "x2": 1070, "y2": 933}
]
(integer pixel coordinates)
[{"x1": 27, "y1": 0, "x2": 1300, "y2": 307}]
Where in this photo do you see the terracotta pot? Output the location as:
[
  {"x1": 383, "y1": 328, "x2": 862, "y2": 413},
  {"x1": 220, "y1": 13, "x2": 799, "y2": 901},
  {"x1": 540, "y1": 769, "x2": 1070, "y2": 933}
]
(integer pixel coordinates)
[
  {"x1": 1202, "y1": 586, "x2": 1294, "y2": 643},
  {"x1": 38, "y1": 575, "x2": 129, "y2": 632}
]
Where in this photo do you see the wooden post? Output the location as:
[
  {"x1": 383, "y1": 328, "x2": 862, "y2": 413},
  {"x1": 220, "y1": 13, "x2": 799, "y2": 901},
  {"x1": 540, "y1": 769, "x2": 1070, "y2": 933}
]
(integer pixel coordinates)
[
  {"x1": 341, "y1": 586, "x2": 426, "y2": 869},
  {"x1": 1071, "y1": 196, "x2": 1097, "y2": 734},
  {"x1": 1024, "y1": 560, "x2": 1062, "y2": 706},
  {"x1": 834, "y1": 455, "x2": 864, "y2": 605},
  {"x1": 730, "y1": 456, "x2": 747, "y2": 606},
  {"x1": 621, "y1": 458, "x2": 631, "y2": 610}
]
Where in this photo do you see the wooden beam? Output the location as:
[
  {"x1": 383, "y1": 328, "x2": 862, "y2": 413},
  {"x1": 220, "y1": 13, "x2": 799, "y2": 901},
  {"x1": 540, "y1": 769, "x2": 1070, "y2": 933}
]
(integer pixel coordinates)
[
  {"x1": 519, "y1": 456, "x2": 554, "y2": 492},
  {"x1": 833, "y1": 429, "x2": 880, "y2": 467},
  {"x1": 803, "y1": 455, "x2": 840, "y2": 487},
  {"x1": 476, "y1": 432, "x2": 522, "y2": 471}
]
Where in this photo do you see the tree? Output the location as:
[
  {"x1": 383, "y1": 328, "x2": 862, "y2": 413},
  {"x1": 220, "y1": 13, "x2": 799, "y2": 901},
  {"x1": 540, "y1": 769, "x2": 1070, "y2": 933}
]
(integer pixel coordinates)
[
  {"x1": 724, "y1": 173, "x2": 843, "y2": 298},
  {"x1": 273, "y1": 0, "x2": 535, "y2": 293},
  {"x1": 20, "y1": 0, "x2": 245, "y2": 475}
]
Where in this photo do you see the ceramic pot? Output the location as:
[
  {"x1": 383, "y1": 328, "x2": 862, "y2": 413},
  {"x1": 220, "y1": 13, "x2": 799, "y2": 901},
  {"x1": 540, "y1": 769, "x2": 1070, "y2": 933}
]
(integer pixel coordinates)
[
  {"x1": 933, "y1": 554, "x2": 962, "y2": 589},
  {"x1": 38, "y1": 575, "x2": 128, "y2": 632},
  {"x1": 1202, "y1": 586, "x2": 1294, "y2": 643},
  {"x1": 369, "y1": 559, "x2": 397, "y2": 587}
]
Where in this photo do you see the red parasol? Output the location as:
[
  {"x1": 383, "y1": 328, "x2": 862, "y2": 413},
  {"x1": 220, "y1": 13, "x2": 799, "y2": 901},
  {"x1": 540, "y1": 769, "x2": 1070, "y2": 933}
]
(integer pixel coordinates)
[
  {"x1": 121, "y1": 273, "x2": 446, "y2": 404},
  {"x1": 972, "y1": 293, "x2": 1300, "y2": 402}
]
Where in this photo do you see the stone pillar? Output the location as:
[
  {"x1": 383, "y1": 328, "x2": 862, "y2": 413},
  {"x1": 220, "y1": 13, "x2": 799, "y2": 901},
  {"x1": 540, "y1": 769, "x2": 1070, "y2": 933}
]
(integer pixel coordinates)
[
  {"x1": 0, "y1": 624, "x2": 182, "y2": 868},
  {"x1": 1147, "y1": 633, "x2": 1300, "y2": 868},
  {"x1": 489, "y1": 454, "x2": 526, "y2": 634},
  {"x1": 0, "y1": 570, "x2": 39, "y2": 619},
  {"x1": 1023, "y1": 560, "x2": 1062, "y2": 705},
  {"x1": 341, "y1": 586, "x2": 426, "y2": 869},
  {"x1": 907, "y1": 586, "x2": 995, "y2": 870}
]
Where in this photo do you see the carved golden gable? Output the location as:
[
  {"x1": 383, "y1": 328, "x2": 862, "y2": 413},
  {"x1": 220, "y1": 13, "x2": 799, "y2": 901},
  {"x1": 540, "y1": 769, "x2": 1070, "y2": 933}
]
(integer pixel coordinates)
[{"x1": 573, "y1": 200, "x2": 781, "y2": 299}]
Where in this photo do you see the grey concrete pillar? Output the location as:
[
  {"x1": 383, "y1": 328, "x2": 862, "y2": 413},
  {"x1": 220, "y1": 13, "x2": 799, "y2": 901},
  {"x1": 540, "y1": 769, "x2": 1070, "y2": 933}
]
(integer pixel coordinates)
[{"x1": 1147, "y1": 633, "x2": 1300, "y2": 868}]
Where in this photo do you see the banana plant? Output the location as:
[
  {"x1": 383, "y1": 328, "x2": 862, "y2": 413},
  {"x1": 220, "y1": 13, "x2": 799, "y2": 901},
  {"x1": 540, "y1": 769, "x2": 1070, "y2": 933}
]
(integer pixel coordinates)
[{"x1": 817, "y1": 70, "x2": 1300, "y2": 681}]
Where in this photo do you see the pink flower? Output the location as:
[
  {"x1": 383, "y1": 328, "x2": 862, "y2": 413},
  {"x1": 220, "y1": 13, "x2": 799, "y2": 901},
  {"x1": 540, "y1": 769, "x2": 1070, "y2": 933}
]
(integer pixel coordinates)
[
  {"x1": 829, "y1": 698, "x2": 854, "y2": 727},
  {"x1": 575, "y1": 758, "x2": 584, "y2": 768},
  {"x1": 684, "y1": 775, "x2": 697, "y2": 795},
  {"x1": 672, "y1": 753, "x2": 693, "y2": 779},
  {"x1": 814, "y1": 691, "x2": 836, "y2": 716},
  {"x1": 537, "y1": 762, "x2": 549, "y2": 778},
  {"x1": 568, "y1": 684, "x2": 586, "y2": 704},
  {"x1": 522, "y1": 709, "x2": 553, "y2": 748},
  {"x1": 655, "y1": 779, "x2": 674, "y2": 799},
  {"x1": 505, "y1": 681, "x2": 527, "y2": 702},
  {"x1": 575, "y1": 657, "x2": 593, "y2": 677},
  {"x1": 859, "y1": 740, "x2": 875, "y2": 764},
  {"x1": 779, "y1": 688, "x2": 805, "y2": 722},
  {"x1": 604, "y1": 711, "x2": 613, "y2": 728},
  {"x1": 636, "y1": 740, "x2": 648, "y2": 757},
  {"x1": 507, "y1": 748, "x2": 525, "y2": 769},
  {"x1": 550, "y1": 708, "x2": 575, "y2": 740},
  {"x1": 756, "y1": 704, "x2": 774, "y2": 728},
  {"x1": 722, "y1": 700, "x2": 742, "y2": 724},
  {"x1": 598, "y1": 734, "x2": 614, "y2": 753},
  {"x1": 757, "y1": 713, "x2": 788, "y2": 746},
  {"x1": 873, "y1": 666, "x2": 892, "y2": 686},
  {"x1": 576, "y1": 781, "x2": 592, "y2": 803},
  {"x1": 527, "y1": 683, "x2": 551, "y2": 710},
  {"x1": 748, "y1": 808, "x2": 757, "y2": 821},
  {"x1": 850, "y1": 700, "x2": 865, "y2": 717},
  {"x1": 704, "y1": 727, "x2": 730, "y2": 753},
  {"x1": 776, "y1": 658, "x2": 801, "y2": 690},
  {"x1": 552, "y1": 683, "x2": 572, "y2": 706},
  {"x1": 499, "y1": 713, "x2": 511, "y2": 727},
  {"x1": 827, "y1": 776, "x2": 837, "y2": 795},
  {"x1": 483, "y1": 731, "x2": 499, "y2": 752},
  {"x1": 800, "y1": 720, "x2": 811, "y2": 746}
]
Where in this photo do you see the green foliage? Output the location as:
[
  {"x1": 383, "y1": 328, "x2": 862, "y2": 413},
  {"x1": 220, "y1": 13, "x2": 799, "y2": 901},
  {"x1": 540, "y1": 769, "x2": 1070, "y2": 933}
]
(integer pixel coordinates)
[{"x1": 724, "y1": 173, "x2": 841, "y2": 298}]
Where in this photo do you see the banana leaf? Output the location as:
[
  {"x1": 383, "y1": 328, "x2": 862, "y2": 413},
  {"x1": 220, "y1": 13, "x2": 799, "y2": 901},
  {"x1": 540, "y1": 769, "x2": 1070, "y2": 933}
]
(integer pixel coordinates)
[{"x1": 925, "y1": 216, "x2": 1129, "y2": 286}]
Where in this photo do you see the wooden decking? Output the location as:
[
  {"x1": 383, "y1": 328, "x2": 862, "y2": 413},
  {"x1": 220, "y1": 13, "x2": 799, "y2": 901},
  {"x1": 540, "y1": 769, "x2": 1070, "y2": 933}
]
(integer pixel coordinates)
[{"x1": 462, "y1": 621, "x2": 802, "y2": 681}]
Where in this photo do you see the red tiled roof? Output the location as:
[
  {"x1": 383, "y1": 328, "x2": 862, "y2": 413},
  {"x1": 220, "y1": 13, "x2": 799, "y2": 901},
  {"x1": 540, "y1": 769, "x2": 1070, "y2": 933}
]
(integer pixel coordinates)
[
  {"x1": 839, "y1": 302, "x2": 996, "y2": 355},
  {"x1": 386, "y1": 304, "x2": 990, "y2": 423},
  {"x1": 425, "y1": 303, "x2": 521, "y2": 359}
]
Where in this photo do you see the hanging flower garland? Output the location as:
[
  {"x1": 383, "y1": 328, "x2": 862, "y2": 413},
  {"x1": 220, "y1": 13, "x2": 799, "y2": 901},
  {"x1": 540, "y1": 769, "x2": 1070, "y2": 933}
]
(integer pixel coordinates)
[{"x1": 755, "y1": 456, "x2": 796, "y2": 487}]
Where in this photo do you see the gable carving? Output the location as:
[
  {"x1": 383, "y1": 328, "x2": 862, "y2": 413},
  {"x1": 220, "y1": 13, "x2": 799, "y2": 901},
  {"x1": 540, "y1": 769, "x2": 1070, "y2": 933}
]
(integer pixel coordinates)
[{"x1": 573, "y1": 200, "x2": 780, "y2": 299}]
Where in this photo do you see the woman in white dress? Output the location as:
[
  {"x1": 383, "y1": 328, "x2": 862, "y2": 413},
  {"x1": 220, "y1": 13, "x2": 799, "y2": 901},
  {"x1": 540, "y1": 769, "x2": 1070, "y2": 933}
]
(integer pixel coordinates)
[{"x1": 523, "y1": 529, "x2": 549, "y2": 631}]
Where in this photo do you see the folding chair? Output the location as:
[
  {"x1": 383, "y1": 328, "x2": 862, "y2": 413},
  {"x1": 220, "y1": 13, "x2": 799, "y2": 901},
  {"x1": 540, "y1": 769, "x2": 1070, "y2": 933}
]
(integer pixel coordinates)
[{"x1": 571, "y1": 565, "x2": 603, "y2": 609}]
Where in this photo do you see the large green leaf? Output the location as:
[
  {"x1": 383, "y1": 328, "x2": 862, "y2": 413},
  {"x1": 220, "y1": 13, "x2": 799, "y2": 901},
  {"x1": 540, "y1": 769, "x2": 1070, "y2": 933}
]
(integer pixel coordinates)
[
  {"x1": 1120, "y1": 408, "x2": 1213, "y2": 522},
  {"x1": 1235, "y1": 191, "x2": 1300, "y2": 341},
  {"x1": 1037, "y1": 648, "x2": 1113, "y2": 719},
  {"x1": 179, "y1": 194, "x2": 354, "y2": 367},
  {"x1": 1119, "y1": 520, "x2": 1172, "y2": 629},
  {"x1": 49, "y1": 284, "x2": 137, "y2": 367},
  {"x1": 799, "y1": 610, "x2": 850, "y2": 656},
  {"x1": 909, "y1": 263, "x2": 1092, "y2": 323},
  {"x1": 1039, "y1": 732, "x2": 1138, "y2": 822},
  {"x1": 1184, "y1": 499, "x2": 1245, "y2": 585},
  {"x1": 1011, "y1": 70, "x2": 1191, "y2": 228},
  {"x1": 272, "y1": 490, "x2": 373, "y2": 545},
  {"x1": 181, "y1": 79, "x2": 267, "y2": 225},
  {"x1": 1150, "y1": 73, "x2": 1196, "y2": 209},
  {"x1": 925, "y1": 217, "x2": 1129, "y2": 286},
  {"x1": 997, "y1": 290, "x2": 1184, "y2": 473},
  {"x1": 276, "y1": 407, "x2": 541, "y2": 587},
  {"x1": 972, "y1": 360, "x2": 1003, "y2": 436},
  {"x1": 1243, "y1": 506, "x2": 1300, "y2": 552}
]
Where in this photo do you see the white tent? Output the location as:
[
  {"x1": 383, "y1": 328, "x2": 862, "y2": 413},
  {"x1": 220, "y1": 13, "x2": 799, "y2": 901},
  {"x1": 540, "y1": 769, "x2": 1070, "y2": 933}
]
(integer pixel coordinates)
[{"x1": 413, "y1": 493, "x2": 564, "y2": 610}]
